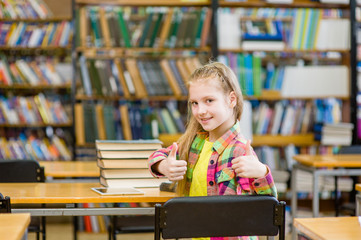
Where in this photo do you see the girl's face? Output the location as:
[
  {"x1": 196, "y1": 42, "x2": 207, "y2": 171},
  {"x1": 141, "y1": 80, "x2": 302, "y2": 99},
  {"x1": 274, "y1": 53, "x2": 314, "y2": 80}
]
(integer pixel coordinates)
[{"x1": 189, "y1": 78, "x2": 236, "y2": 142}]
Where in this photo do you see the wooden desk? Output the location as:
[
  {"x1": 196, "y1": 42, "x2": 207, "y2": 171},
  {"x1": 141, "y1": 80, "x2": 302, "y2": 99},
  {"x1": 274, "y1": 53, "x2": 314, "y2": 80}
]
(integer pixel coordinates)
[
  {"x1": 0, "y1": 213, "x2": 31, "y2": 240},
  {"x1": 39, "y1": 161, "x2": 99, "y2": 178},
  {"x1": 291, "y1": 154, "x2": 361, "y2": 219},
  {"x1": 294, "y1": 217, "x2": 361, "y2": 240},
  {"x1": 0, "y1": 182, "x2": 176, "y2": 215},
  {"x1": 356, "y1": 183, "x2": 361, "y2": 216}
]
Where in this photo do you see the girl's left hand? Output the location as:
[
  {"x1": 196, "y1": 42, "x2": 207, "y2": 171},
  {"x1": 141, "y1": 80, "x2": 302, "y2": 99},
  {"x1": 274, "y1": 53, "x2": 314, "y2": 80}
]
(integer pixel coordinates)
[{"x1": 231, "y1": 140, "x2": 268, "y2": 178}]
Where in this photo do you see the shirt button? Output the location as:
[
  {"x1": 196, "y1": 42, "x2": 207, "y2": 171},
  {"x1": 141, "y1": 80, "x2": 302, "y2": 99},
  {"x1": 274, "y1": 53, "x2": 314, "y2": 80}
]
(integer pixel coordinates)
[
  {"x1": 254, "y1": 182, "x2": 260, "y2": 187},
  {"x1": 209, "y1": 181, "x2": 214, "y2": 186},
  {"x1": 210, "y1": 160, "x2": 214, "y2": 164}
]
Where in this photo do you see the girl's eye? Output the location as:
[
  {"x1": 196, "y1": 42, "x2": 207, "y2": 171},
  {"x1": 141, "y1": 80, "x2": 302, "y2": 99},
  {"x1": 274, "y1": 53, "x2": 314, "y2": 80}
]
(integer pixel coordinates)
[
  {"x1": 206, "y1": 99, "x2": 213, "y2": 103},
  {"x1": 191, "y1": 102, "x2": 198, "y2": 106}
]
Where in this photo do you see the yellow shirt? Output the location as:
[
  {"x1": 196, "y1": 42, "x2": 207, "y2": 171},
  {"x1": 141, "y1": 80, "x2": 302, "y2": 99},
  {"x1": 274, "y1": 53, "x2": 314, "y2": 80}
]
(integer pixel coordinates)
[{"x1": 189, "y1": 139, "x2": 213, "y2": 240}]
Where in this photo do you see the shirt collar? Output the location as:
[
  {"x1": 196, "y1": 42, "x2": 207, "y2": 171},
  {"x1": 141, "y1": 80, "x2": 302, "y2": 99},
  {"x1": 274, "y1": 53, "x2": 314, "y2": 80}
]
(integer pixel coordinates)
[{"x1": 196, "y1": 121, "x2": 241, "y2": 154}]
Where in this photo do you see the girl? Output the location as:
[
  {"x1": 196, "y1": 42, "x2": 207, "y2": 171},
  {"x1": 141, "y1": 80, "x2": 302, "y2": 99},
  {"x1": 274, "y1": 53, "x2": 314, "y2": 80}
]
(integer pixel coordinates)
[{"x1": 148, "y1": 62, "x2": 277, "y2": 239}]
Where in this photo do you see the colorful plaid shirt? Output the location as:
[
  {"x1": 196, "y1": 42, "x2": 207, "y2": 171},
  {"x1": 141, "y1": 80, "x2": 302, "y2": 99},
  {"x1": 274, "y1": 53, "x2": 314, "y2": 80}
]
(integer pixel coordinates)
[{"x1": 149, "y1": 121, "x2": 277, "y2": 240}]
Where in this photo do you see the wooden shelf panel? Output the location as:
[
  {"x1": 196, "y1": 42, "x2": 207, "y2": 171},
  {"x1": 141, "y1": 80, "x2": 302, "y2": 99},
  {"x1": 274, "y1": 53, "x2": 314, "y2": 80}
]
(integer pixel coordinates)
[
  {"x1": 219, "y1": 0, "x2": 350, "y2": 9},
  {"x1": 0, "y1": 122, "x2": 73, "y2": 128},
  {"x1": 75, "y1": 95, "x2": 188, "y2": 101},
  {"x1": 0, "y1": 17, "x2": 72, "y2": 22},
  {"x1": 253, "y1": 134, "x2": 317, "y2": 147},
  {"x1": 0, "y1": 84, "x2": 71, "y2": 90},
  {"x1": 77, "y1": 47, "x2": 211, "y2": 58},
  {"x1": 245, "y1": 90, "x2": 350, "y2": 100},
  {"x1": 159, "y1": 133, "x2": 317, "y2": 147},
  {"x1": 219, "y1": 48, "x2": 351, "y2": 54},
  {"x1": 76, "y1": 0, "x2": 211, "y2": 6}
]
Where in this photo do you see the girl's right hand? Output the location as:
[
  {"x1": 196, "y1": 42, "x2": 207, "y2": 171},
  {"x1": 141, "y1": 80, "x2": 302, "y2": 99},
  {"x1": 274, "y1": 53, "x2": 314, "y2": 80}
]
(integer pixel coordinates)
[{"x1": 158, "y1": 142, "x2": 187, "y2": 181}]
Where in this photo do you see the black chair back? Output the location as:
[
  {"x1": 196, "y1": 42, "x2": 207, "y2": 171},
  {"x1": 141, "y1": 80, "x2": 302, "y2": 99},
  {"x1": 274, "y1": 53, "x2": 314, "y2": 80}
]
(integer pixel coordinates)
[
  {"x1": 0, "y1": 159, "x2": 46, "y2": 240},
  {"x1": 155, "y1": 195, "x2": 286, "y2": 240},
  {"x1": 0, "y1": 160, "x2": 45, "y2": 182},
  {"x1": 0, "y1": 193, "x2": 11, "y2": 213}
]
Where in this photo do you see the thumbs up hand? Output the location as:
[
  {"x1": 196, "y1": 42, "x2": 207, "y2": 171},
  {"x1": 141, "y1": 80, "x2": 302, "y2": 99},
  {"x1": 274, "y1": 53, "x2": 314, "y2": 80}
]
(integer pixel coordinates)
[
  {"x1": 231, "y1": 140, "x2": 268, "y2": 179},
  {"x1": 158, "y1": 142, "x2": 187, "y2": 181}
]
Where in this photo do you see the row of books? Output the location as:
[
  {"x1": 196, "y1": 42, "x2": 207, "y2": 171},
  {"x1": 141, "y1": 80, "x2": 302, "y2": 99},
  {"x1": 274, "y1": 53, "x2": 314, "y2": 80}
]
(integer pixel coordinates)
[
  {"x1": 0, "y1": 94, "x2": 70, "y2": 125},
  {"x1": 218, "y1": 53, "x2": 349, "y2": 97},
  {"x1": 76, "y1": 6, "x2": 212, "y2": 48},
  {"x1": 0, "y1": 133, "x2": 71, "y2": 161},
  {"x1": 95, "y1": 139, "x2": 165, "y2": 189},
  {"x1": 222, "y1": 6, "x2": 343, "y2": 19},
  {"x1": 75, "y1": 101, "x2": 185, "y2": 145},
  {"x1": 78, "y1": 56, "x2": 200, "y2": 98},
  {"x1": 0, "y1": 0, "x2": 53, "y2": 19},
  {"x1": 218, "y1": 7, "x2": 349, "y2": 50},
  {"x1": 318, "y1": 122, "x2": 354, "y2": 146},
  {"x1": 0, "y1": 55, "x2": 71, "y2": 86},
  {"x1": 0, "y1": 20, "x2": 73, "y2": 47},
  {"x1": 77, "y1": 203, "x2": 109, "y2": 233},
  {"x1": 251, "y1": 98, "x2": 343, "y2": 136}
]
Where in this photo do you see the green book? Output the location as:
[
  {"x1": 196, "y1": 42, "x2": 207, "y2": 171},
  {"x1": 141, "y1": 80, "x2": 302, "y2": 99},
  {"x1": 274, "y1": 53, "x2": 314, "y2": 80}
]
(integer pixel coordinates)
[
  {"x1": 138, "y1": 12, "x2": 154, "y2": 47},
  {"x1": 115, "y1": 7, "x2": 131, "y2": 47},
  {"x1": 103, "y1": 104, "x2": 116, "y2": 140},
  {"x1": 88, "y1": 7, "x2": 103, "y2": 47},
  {"x1": 194, "y1": 8, "x2": 207, "y2": 47},
  {"x1": 83, "y1": 103, "x2": 98, "y2": 143},
  {"x1": 88, "y1": 59, "x2": 103, "y2": 96},
  {"x1": 149, "y1": 12, "x2": 164, "y2": 47},
  {"x1": 252, "y1": 55, "x2": 262, "y2": 97},
  {"x1": 236, "y1": 53, "x2": 246, "y2": 95}
]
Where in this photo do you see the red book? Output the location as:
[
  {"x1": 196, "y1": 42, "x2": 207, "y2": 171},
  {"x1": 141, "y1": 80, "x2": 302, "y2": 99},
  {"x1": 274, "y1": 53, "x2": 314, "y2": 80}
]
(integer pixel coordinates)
[{"x1": 82, "y1": 203, "x2": 92, "y2": 232}]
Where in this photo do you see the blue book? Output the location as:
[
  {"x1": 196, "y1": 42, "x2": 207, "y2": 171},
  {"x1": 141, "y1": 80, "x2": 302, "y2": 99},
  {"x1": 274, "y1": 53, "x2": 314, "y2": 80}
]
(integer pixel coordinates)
[{"x1": 244, "y1": 54, "x2": 254, "y2": 96}]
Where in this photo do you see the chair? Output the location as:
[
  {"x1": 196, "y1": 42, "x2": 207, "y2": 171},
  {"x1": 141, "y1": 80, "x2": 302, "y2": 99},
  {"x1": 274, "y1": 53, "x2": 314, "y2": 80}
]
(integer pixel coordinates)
[
  {"x1": 336, "y1": 145, "x2": 361, "y2": 216},
  {"x1": 0, "y1": 160, "x2": 46, "y2": 240},
  {"x1": 0, "y1": 193, "x2": 11, "y2": 213},
  {"x1": 155, "y1": 195, "x2": 286, "y2": 240}
]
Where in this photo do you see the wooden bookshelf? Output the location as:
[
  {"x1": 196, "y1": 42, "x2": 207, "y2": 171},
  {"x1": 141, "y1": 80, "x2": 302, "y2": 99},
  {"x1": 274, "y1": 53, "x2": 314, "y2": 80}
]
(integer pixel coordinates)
[
  {"x1": 159, "y1": 133, "x2": 318, "y2": 147},
  {"x1": 219, "y1": 0, "x2": 351, "y2": 9},
  {"x1": 0, "y1": 123, "x2": 73, "y2": 128},
  {"x1": 0, "y1": 0, "x2": 74, "y2": 161},
  {"x1": 0, "y1": 84, "x2": 72, "y2": 90},
  {"x1": 76, "y1": 0, "x2": 211, "y2": 6},
  {"x1": 0, "y1": 17, "x2": 72, "y2": 22}
]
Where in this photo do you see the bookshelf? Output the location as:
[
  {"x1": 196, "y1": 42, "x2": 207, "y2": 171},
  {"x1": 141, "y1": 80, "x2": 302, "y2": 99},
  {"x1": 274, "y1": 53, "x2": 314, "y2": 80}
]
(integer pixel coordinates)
[
  {"x1": 72, "y1": 0, "x2": 214, "y2": 155},
  {"x1": 0, "y1": 0, "x2": 74, "y2": 161},
  {"x1": 215, "y1": 0, "x2": 354, "y2": 196}
]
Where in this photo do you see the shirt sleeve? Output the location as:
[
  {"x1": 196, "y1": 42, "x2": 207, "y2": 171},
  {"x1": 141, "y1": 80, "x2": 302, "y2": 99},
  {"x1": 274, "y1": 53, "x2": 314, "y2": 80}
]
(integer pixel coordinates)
[
  {"x1": 148, "y1": 145, "x2": 174, "y2": 178},
  {"x1": 250, "y1": 166, "x2": 278, "y2": 198}
]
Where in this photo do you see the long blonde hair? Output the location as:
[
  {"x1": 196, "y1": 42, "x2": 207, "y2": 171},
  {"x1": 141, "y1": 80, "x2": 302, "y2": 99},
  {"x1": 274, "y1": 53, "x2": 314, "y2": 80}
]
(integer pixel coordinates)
[{"x1": 176, "y1": 62, "x2": 244, "y2": 195}]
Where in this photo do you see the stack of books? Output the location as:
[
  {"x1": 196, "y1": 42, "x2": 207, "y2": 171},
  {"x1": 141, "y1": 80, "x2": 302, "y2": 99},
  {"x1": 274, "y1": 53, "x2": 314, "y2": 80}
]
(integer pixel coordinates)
[
  {"x1": 95, "y1": 139, "x2": 166, "y2": 188},
  {"x1": 321, "y1": 122, "x2": 354, "y2": 146}
]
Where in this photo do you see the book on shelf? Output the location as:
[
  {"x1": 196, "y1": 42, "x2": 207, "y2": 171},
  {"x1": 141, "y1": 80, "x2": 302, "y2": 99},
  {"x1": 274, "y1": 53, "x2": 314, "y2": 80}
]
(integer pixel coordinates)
[
  {"x1": 321, "y1": 122, "x2": 354, "y2": 146},
  {"x1": 217, "y1": 9, "x2": 241, "y2": 49},
  {"x1": 281, "y1": 65, "x2": 348, "y2": 98},
  {"x1": 241, "y1": 40, "x2": 285, "y2": 51},
  {"x1": 100, "y1": 177, "x2": 166, "y2": 188}
]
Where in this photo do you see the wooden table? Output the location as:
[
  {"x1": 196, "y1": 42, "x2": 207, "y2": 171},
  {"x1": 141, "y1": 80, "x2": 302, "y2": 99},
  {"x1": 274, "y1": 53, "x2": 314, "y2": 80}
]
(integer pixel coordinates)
[
  {"x1": 1, "y1": 182, "x2": 175, "y2": 240},
  {"x1": 0, "y1": 213, "x2": 31, "y2": 240},
  {"x1": 294, "y1": 216, "x2": 361, "y2": 240},
  {"x1": 291, "y1": 154, "x2": 361, "y2": 218},
  {"x1": 39, "y1": 161, "x2": 99, "y2": 178},
  {"x1": 0, "y1": 182, "x2": 175, "y2": 213}
]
